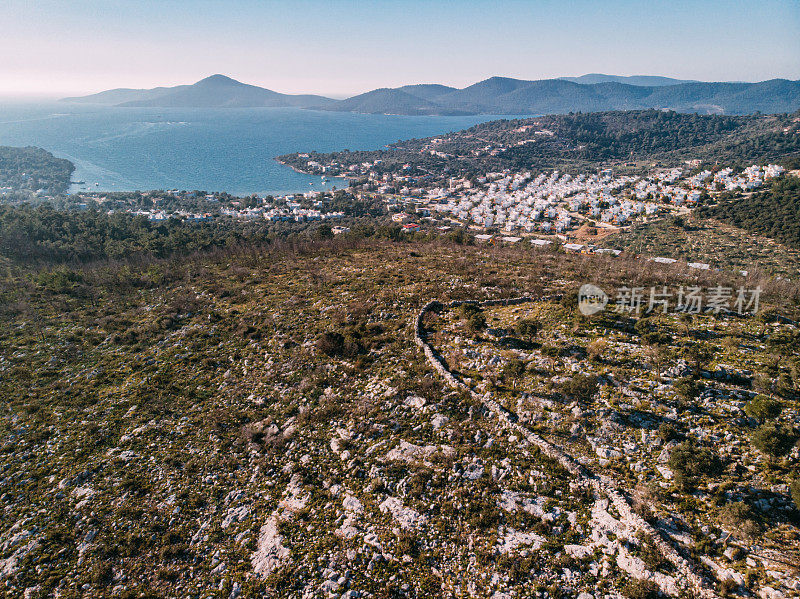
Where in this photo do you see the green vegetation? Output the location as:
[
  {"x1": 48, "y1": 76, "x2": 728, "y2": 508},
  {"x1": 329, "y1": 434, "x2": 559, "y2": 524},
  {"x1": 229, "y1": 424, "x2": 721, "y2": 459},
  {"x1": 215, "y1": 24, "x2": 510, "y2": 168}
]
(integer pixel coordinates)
[
  {"x1": 606, "y1": 212, "x2": 800, "y2": 277},
  {"x1": 1, "y1": 204, "x2": 798, "y2": 596},
  {"x1": 751, "y1": 423, "x2": 798, "y2": 460},
  {"x1": 280, "y1": 110, "x2": 800, "y2": 179},
  {"x1": 668, "y1": 442, "x2": 722, "y2": 492},
  {"x1": 697, "y1": 176, "x2": 800, "y2": 250},
  {"x1": 0, "y1": 146, "x2": 75, "y2": 194},
  {"x1": 0, "y1": 201, "x2": 390, "y2": 265}
]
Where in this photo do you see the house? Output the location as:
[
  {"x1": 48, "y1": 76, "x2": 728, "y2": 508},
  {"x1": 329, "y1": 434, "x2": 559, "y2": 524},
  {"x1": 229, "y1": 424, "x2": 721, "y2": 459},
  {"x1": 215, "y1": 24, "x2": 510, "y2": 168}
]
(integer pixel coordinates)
[{"x1": 402, "y1": 223, "x2": 420, "y2": 232}]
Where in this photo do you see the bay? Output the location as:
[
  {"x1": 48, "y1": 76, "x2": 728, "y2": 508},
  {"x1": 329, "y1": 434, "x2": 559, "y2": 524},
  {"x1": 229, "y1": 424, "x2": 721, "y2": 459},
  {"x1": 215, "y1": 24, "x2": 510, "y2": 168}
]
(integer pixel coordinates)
[{"x1": 0, "y1": 102, "x2": 499, "y2": 196}]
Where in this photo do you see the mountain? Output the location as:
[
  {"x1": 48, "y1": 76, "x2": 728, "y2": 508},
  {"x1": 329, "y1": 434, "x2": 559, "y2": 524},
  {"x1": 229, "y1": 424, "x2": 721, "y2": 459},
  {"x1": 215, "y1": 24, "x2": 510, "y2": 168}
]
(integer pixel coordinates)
[
  {"x1": 62, "y1": 74, "x2": 800, "y2": 116},
  {"x1": 395, "y1": 84, "x2": 458, "y2": 102},
  {"x1": 62, "y1": 74, "x2": 338, "y2": 109},
  {"x1": 320, "y1": 87, "x2": 472, "y2": 116},
  {"x1": 560, "y1": 73, "x2": 698, "y2": 86},
  {"x1": 329, "y1": 76, "x2": 800, "y2": 116}
]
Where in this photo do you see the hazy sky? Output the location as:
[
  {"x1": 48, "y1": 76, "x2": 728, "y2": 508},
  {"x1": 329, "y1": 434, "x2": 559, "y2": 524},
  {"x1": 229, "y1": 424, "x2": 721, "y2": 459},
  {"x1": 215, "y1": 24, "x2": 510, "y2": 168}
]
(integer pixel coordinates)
[{"x1": 2, "y1": 0, "x2": 799, "y2": 97}]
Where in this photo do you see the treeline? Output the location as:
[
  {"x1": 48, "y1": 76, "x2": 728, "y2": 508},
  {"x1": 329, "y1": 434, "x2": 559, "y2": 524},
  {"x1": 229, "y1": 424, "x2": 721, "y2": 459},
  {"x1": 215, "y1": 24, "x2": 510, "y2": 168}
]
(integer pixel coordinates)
[
  {"x1": 0, "y1": 202, "x2": 395, "y2": 266},
  {"x1": 0, "y1": 205, "x2": 279, "y2": 264},
  {"x1": 697, "y1": 177, "x2": 800, "y2": 249},
  {"x1": 0, "y1": 146, "x2": 75, "y2": 194}
]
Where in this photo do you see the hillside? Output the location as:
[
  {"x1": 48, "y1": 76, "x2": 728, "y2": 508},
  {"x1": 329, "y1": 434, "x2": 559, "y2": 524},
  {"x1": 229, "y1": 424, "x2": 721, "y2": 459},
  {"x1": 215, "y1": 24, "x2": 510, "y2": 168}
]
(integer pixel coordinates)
[
  {"x1": 696, "y1": 176, "x2": 800, "y2": 249},
  {"x1": 62, "y1": 75, "x2": 337, "y2": 109},
  {"x1": 3, "y1": 235, "x2": 800, "y2": 598},
  {"x1": 0, "y1": 146, "x2": 75, "y2": 194},
  {"x1": 320, "y1": 77, "x2": 800, "y2": 116},
  {"x1": 1, "y1": 237, "x2": 799, "y2": 598},
  {"x1": 62, "y1": 74, "x2": 800, "y2": 115},
  {"x1": 279, "y1": 109, "x2": 800, "y2": 178},
  {"x1": 560, "y1": 74, "x2": 698, "y2": 86},
  {"x1": 320, "y1": 88, "x2": 469, "y2": 116},
  {"x1": 605, "y1": 214, "x2": 800, "y2": 277}
]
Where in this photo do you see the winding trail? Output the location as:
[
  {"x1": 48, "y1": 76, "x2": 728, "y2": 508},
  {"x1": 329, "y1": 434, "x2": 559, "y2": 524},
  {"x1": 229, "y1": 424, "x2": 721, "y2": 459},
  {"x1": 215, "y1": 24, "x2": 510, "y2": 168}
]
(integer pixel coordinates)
[{"x1": 414, "y1": 296, "x2": 720, "y2": 599}]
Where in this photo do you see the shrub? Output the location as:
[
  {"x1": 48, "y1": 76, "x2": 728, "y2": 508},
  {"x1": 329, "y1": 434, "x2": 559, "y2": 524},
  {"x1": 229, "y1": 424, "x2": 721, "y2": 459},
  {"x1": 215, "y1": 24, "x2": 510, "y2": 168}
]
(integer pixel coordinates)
[
  {"x1": 587, "y1": 338, "x2": 607, "y2": 362},
  {"x1": 502, "y1": 359, "x2": 526, "y2": 389},
  {"x1": 657, "y1": 422, "x2": 681, "y2": 443},
  {"x1": 791, "y1": 479, "x2": 800, "y2": 509},
  {"x1": 744, "y1": 396, "x2": 782, "y2": 422},
  {"x1": 317, "y1": 331, "x2": 345, "y2": 356},
  {"x1": 673, "y1": 377, "x2": 700, "y2": 404},
  {"x1": 719, "y1": 502, "x2": 761, "y2": 539},
  {"x1": 560, "y1": 374, "x2": 598, "y2": 402},
  {"x1": 515, "y1": 318, "x2": 540, "y2": 341},
  {"x1": 466, "y1": 312, "x2": 487, "y2": 334},
  {"x1": 668, "y1": 442, "x2": 722, "y2": 491},
  {"x1": 752, "y1": 423, "x2": 797, "y2": 460}
]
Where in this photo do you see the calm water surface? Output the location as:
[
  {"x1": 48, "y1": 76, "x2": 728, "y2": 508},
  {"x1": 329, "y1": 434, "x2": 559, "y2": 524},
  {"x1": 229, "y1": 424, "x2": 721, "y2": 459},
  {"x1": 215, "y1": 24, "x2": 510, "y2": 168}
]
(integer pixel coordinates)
[{"x1": 0, "y1": 103, "x2": 501, "y2": 196}]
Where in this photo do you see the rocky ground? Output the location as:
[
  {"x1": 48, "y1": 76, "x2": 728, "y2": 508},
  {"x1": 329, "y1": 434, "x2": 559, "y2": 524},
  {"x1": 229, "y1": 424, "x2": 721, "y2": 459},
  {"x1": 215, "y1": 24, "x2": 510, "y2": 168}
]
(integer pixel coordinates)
[{"x1": 0, "y1": 239, "x2": 798, "y2": 599}]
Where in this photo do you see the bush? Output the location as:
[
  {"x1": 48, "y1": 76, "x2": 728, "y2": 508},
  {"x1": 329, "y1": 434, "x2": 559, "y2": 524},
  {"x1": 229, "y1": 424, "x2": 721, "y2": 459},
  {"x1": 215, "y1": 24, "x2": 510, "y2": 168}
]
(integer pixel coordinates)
[
  {"x1": 317, "y1": 331, "x2": 345, "y2": 356},
  {"x1": 587, "y1": 338, "x2": 607, "y2": 362},
  {"x1": 515, "y1": 318, "x2": 540, "y2": 341},
  {"x1": 744, "y1": 396, "x2": 782, "y2": 422},
  {"x1": 668, "y1": 442, "x2": 722, "y2": 491},
  {"x1": 657, "y1": 422, "x2": 681, "y2": 443},
  {"x1": 752, "y1": 423, "x2": 797, "y2": 460},
  {"x1": 502, "y1": 359, "x2": 526, "y2": 389},
  {"x1": 316, "y1": 330, "x2": 365, "y2": 358},
  {"x1": 719, "y1": 502, "x2": 761, "y2": 539},
  {"x1": 560, "y1": 374, "x2": 598, "y2": 402},
  {"x1": 466, "y1": 312, "x2": 486, "y2": 334},
  {"x1": 673, "y1": 377, "x2": 700, "y2": 403}
]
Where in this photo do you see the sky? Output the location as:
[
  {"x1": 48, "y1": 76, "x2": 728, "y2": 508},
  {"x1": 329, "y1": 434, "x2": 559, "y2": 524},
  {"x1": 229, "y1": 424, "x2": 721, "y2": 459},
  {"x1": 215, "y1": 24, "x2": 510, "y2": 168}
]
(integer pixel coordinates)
[{"x1": 1, "y1": 0, "x2": 799, "y2": 98}]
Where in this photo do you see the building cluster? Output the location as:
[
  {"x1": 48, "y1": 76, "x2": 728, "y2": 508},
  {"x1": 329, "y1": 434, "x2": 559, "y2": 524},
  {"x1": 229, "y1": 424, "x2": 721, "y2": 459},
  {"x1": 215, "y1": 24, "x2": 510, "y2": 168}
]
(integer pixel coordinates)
[{"x1": 386, "y1": 163, "x2": 785, "y2": 235}]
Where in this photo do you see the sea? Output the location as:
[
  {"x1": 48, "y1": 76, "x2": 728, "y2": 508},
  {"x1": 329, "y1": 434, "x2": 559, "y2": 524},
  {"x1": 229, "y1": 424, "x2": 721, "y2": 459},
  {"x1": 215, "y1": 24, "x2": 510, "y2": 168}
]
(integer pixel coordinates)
[{"x1": 0, "y1": 102, "x2": 501, "y2": 196}]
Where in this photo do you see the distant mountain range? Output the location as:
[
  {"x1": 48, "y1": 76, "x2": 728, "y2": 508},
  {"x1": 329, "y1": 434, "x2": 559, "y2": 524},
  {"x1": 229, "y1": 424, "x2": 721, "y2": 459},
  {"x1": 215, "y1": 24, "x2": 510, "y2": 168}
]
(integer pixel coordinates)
[
  {"x1": 61, "y1": 75, "x2": 338, "y2": 109},
  {"x1": 62, "y1": 74, "x2": 800, "y2": 116}
]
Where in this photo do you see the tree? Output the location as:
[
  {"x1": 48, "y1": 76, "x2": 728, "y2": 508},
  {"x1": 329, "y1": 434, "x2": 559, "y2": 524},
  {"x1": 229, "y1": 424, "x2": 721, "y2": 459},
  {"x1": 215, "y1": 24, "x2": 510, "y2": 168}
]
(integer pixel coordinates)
[
  {"x1": 560, "y1": 374, "x2": 598, "y2": 402},
  {"x1": 502, "y1": 359, "x2": 526, "y2": 390},
  {"x1": 673, "y1": 377, "x2": 700, "y2": 406},
  {"x1": 719, "y1": 502, "x2": 760, "y2": 539},
  {"x1": 514, "y1": 318, "x2": 539, "y2": 342},
  {"x1": 466, "y1": 312, "x2": 486, "y2": 334},
  {"x1": 315, "y1": 224, "x2": 333, "y2": 239},
  {"x1": 791, "y1": 478, "x2": 800, "y2": 509},
  {"x1": 668, "y1": 442, "x2": 722, "y2": 492},
  {"x1": 752, "y1": 424, "x2": 797, "y2": 461},
  {"x1": 744, "y1": 396, "x2": 782, "y2": 423}
]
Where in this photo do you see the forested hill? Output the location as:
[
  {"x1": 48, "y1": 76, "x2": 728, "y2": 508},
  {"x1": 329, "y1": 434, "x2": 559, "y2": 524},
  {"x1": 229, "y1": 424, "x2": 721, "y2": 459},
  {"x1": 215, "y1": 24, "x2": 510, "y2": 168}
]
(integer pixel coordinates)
[
  {"x1": 697, "y1": 176, "x2": 800, "y2": 250},
  {"x1": 63, "y1": 74, "x2": 800, "y2": 115},
  {"x1": 0, "y1": 146, "x2": 75, "y2": 194},
  {"x1": 279, "y1": 109, "x2": 800, "y2": 177}
]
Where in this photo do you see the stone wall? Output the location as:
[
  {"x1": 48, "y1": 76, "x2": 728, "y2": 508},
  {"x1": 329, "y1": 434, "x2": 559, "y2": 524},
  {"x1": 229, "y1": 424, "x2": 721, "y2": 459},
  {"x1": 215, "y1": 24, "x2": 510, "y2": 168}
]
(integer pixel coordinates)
[{"x1": 413, "y1": 296, "x2": 719, "y2": 599}]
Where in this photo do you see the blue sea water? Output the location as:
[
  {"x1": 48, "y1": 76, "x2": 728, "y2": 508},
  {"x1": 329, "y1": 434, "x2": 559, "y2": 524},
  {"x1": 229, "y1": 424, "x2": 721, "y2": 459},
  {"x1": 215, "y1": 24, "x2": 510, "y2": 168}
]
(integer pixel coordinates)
[{"x1": 0, "y1": 102, "x2": 500, "y2": 196}]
